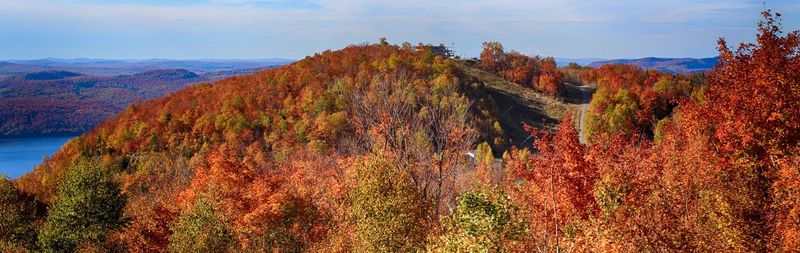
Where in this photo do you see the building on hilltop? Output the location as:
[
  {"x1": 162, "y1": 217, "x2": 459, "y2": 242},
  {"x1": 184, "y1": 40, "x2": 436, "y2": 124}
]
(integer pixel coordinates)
[{"x1": 429, "y1": 44, "x2": 454, "y2": 58}]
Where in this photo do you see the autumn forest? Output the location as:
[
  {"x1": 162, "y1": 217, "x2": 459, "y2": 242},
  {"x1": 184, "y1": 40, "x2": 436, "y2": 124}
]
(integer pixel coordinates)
[{"x1": 1, "y1": 10, "x2": 799, "y2": 253}]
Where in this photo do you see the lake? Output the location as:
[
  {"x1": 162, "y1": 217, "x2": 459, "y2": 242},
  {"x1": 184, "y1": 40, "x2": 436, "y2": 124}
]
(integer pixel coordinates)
[{"x1": 0, "y1": 136, "x2": 77, "y2": 179}]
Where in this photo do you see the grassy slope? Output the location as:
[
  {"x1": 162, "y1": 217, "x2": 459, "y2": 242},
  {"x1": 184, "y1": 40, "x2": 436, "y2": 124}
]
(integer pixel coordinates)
[{"x1": 457, "y1": 61, "x2": 583, "y2": 146}]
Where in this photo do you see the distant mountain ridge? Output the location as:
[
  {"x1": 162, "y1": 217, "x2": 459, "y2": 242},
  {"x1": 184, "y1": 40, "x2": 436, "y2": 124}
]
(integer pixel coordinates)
[
  {"x1": 555, "y1": 57, "x2": 608, "y2": 67},
  {"x1": 0, "y1": 58, "x2": 295, "y2": 77},
  {"x1": 588, "y1": 57, "x2": 718, "y2": 74}
]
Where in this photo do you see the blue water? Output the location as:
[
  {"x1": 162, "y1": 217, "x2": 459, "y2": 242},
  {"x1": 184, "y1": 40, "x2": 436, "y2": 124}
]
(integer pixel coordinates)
[{"x1": 0, "y1": 136, "x2": 77, "y2": 179}]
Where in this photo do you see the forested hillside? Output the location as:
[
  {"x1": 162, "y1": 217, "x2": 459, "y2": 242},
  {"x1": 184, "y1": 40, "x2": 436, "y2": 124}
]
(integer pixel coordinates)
[
  {"x1": 0, "y1": 68, "x2": 275, "y2": 137},
  {"x1": 1, "y1": 11, "x2": 798, "y2": 252}
]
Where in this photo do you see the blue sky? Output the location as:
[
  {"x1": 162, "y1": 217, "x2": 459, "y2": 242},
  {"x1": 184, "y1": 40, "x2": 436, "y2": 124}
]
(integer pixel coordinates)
[{"x1": 0, "y1": 0, "x2": 798, "y2": 60}]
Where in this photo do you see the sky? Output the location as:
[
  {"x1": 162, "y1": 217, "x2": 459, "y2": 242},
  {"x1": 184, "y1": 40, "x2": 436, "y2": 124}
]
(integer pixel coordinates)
[{"x1": 0, "y1": 0, "x2": 798, "y2": 60}]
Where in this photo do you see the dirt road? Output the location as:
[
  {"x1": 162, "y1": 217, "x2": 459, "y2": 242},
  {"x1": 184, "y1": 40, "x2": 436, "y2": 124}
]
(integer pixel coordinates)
[{"x1": 576, "y1": 85, "x2": 595, "y2": 144}]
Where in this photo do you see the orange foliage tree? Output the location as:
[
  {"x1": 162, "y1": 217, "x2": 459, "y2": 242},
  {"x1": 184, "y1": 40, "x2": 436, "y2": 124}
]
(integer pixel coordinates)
[
  {"x1": 536, "y1": 57, "x2": 564, "y2": 97},
  {"x1": 175, "y1": 145, "x2": 327, "y2": 251}
]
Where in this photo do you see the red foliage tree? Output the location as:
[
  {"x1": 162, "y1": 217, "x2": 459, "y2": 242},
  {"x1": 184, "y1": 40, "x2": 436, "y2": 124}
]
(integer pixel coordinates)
[
  {"x1": 480, "y1": 41, "x2": 506, "y2": 72},
  {"x1": 509, "y1": 116, "x2": 598, "y2": 251},
  {"x1": 534, "y1": 57, "x2": 564, "y2": 96},
  {"x1": 680, "y1": 10, "x2": 800, "y2": 251}
]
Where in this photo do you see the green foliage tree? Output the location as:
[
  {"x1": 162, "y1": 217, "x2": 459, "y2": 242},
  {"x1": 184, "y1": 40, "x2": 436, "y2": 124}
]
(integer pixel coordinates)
[
  {"x1": 652, "y1": 79, "x2": 676, "y2": 93},
  {"x1": 0, "y1": 175, "x2": 39, "y2": 250},
  {"x1": 168, "y1": 195, "x2": 235, "y2": 253},
  {"x1": 428, "y1": 188, "x2": 527, "y2": 252},
  {"x1": 585, "y1": 87, "x2": 639, "y2": 141},
  {"x1": 349, "y1": 152, "x2": 427, "y2": 252},
  {"x1": 38, "y1": 158, "x2": 127, "y2": 252}
]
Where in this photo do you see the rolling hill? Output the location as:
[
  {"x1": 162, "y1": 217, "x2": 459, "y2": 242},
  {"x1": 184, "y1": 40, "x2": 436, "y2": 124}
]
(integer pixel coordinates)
[
  {"x1": 11, "y1": 43, "x2": 590, "y2": 251},
  {"x1": 0, "y1": 67, "x2": 281, "y2": 137},
  {"x1": 14, "y1": 45, "x2": 580, "y2": 206}
]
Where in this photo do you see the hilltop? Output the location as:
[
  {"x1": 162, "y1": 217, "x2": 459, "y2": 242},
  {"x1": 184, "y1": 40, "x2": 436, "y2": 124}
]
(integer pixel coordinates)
[
  {"x1": 16, "y1": 43, "x2": 579, "y2": 198},
  {"x1": 8, "y1": 43, "x2": 592, "y2": 251}
]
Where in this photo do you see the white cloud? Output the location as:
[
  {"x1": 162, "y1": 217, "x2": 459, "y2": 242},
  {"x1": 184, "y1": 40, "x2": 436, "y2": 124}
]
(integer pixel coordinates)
[
  {"x1": 641, "y1": 1, "x2": 757, "y2": 24},
  {"x1": 0, "y1": 0, "x2": 795, "y2": 59}
]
